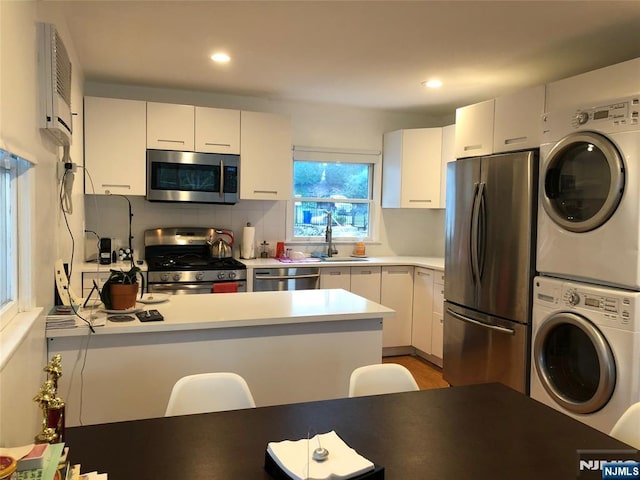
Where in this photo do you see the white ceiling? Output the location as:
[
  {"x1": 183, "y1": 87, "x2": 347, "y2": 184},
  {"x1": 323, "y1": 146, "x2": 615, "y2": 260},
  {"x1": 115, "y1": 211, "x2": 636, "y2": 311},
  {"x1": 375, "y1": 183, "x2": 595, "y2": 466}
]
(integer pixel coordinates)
[{"x1": 52, "y1": 1, "x2": 640, "y2": 116}]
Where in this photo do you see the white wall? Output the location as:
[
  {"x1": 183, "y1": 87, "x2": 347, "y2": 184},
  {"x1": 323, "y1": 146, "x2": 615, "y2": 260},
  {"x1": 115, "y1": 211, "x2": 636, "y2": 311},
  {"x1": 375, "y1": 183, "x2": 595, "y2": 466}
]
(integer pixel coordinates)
[
  {"x1": 0, "y1": 1, "x2": 85, "y2": 446},
  {"x1": 83, "y1": 82, "x2": 451, "y2": 259}
]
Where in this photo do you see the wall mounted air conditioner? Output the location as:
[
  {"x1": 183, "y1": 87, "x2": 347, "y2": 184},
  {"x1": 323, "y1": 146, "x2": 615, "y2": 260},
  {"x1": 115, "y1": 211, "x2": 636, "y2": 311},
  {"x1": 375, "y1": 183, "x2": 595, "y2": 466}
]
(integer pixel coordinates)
[{"x1": 38, "y1": 23, "x2": 73, "y2": 146}]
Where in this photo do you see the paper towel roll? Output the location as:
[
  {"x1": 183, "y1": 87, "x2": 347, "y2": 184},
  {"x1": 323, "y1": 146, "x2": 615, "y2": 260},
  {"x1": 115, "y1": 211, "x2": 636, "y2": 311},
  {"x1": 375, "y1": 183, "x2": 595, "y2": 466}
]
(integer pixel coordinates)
[{"x1": 241, "y1": 226, "x2": 256, "y2": 259}]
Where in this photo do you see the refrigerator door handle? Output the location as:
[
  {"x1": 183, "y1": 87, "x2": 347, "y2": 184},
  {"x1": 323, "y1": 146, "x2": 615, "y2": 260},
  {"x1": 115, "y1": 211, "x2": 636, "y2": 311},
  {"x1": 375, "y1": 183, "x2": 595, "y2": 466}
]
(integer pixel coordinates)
[
  {"x1": 447, "y1": 308, "x2": 516, "y2": 335},
  {"x1": 470, "y1": 182, "x2": 481, "y2": 283},
  {"x1": 477, "y1": 182, "x2": 487, "y2": 280}
]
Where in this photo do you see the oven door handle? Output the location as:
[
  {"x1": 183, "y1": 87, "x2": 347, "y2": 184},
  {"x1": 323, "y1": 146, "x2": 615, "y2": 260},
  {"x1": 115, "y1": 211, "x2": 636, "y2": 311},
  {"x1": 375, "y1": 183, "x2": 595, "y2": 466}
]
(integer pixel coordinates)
[{"x1": 150, "y1": 283, "x2": 212, "y2": 293}]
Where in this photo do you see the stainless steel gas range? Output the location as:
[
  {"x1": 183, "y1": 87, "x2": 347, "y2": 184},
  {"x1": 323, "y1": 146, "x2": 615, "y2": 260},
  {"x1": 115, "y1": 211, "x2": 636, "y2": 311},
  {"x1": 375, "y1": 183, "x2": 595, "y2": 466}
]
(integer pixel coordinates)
[{"x1": 145, "y1": 227, "x2": 247, "y2": 295}]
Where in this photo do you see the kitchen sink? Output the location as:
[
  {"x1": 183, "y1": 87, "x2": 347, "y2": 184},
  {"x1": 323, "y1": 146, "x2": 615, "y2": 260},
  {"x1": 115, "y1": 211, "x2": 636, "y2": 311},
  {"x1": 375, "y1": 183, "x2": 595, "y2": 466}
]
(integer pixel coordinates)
[{"x1": 321, "y1": 257, "x2": 370, "y2": 262}]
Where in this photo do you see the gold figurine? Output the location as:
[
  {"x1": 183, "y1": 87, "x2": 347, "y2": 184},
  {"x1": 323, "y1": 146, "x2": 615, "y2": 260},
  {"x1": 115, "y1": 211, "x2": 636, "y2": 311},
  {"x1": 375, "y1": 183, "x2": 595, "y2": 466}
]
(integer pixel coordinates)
[{"x1": 34, "y1": 356, "x2": 66, "y2": 443}]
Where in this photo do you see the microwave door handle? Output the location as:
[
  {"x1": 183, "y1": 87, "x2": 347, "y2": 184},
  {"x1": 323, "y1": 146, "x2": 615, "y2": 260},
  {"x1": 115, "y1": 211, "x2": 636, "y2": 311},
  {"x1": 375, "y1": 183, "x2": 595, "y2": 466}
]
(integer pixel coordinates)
[{"x1": 219, "y1": 159, "x2": 224, "y2": 196}]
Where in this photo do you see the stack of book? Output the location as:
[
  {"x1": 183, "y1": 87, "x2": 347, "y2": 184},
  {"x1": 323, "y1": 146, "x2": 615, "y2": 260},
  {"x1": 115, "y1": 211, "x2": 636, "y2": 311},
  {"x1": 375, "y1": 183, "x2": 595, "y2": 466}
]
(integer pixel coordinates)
[
  {"x1": 0, "y1": 443, "x2": 108, "y2": 480},
  {"x1": 46, "y1": 306, "x2": 78, "y2": 329}
]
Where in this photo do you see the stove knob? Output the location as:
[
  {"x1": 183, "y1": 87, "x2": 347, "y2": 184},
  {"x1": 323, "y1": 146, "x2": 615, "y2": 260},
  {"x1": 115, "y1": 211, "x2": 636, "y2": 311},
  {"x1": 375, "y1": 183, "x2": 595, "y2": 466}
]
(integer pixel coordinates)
[
  {"x1": 195, "y1": 272, "x2": 205, "y2": 281},
  {"x1": 160, "y1": 273, "x2": 169, "y2": 282},
  {"x1": 567, "y1": 290, "x2": 580, "y2": 306},
  {"x1": 229, "y1": 271, "x2": 237, "y2": 280},
  {"x1": 217, "y1": 272, "x2": 226, "y2": 280},
  {"x1": 173, "y1": 273, "x2": 182, "y2": 282}
]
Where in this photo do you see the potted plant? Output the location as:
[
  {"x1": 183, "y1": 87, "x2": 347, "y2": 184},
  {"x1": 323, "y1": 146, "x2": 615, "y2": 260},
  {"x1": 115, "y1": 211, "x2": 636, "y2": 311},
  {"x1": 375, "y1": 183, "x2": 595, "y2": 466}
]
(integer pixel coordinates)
[{"x1": 99, "y1": 265, "x2": 145, "y2": 310}]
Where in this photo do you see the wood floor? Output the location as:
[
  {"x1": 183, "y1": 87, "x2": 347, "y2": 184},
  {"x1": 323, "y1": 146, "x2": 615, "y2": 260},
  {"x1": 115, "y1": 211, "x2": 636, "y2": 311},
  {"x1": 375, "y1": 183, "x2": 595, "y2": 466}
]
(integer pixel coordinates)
[{"x1": 382, "y1": 355, "x2": 450, "y2": 390}]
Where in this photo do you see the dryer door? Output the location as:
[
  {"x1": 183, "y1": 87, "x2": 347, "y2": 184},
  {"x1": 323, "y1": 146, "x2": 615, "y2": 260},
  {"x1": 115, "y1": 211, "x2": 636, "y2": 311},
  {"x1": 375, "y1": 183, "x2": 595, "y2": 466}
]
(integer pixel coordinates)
[
  {"x1": 533, "y1": 312, "x2": 616, "y2": 414},
  {"x1": 542, "y1": 131, "x2": 624, "y2": 233}
]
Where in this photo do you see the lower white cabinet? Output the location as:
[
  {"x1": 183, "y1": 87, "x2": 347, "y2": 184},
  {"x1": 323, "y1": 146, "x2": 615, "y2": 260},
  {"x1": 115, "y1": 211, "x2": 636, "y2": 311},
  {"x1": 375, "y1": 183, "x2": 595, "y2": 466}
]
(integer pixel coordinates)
[
  {"x1": 350, "y1": 266, "x2": 381, "y2": 303},
  {"x1": 411, "y1": 268, "x2": 434, "y2": 354},
  {"x1": 320, "y1": 267, "x2": 351, "y2": 290},
  {"x1": 431, "y1": 274, "x2": 445, "y2": 362},
  {"x1": 380, "y1": 266, "x2": 414, "y2": 348}
]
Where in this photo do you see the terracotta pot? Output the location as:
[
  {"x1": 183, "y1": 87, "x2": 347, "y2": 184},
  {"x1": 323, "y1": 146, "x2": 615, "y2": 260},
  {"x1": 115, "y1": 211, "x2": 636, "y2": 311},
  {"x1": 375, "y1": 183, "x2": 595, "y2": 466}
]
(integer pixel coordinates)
[{"x1": 110, "y1": 283, "x2": 139, "y2": 310}]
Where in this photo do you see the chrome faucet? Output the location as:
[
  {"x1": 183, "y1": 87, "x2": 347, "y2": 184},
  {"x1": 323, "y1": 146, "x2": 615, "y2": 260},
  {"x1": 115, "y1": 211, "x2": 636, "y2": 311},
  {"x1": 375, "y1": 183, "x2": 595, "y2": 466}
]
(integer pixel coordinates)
[{"x1": 325, "y1": 212, "x2": 338, "y2": 257}]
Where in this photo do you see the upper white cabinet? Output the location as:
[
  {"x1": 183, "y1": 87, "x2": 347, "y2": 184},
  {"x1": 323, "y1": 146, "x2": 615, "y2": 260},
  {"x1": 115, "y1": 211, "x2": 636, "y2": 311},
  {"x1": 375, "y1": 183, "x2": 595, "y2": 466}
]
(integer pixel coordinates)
[
  {"x1": 84, "y1": 96, "x2": 147, "y2": 195},
  {"x1": 240, "y1": 111, "x2": 292, "y2": 200},
  {"x1": 146, "y1": 102, "x2": 195, "y2": 151},
  {"x1": 147, "y1": 103, "x2": 241, "y2": 154},
  {"x1": 195, "y1": 107, "x2": 240, "y2": 154},
  {"x1": 454, "y1": 99, "x2": 494, "y2": 159},
  {"x1": 493, "y1": 85, "x2": 545, "y2": 153},
  {"x1": 440, "y1": 124, "x2": 455, "y2": 207},
  {"x1": 382, "y1": 127, "x2": 443, "y2": 208}
]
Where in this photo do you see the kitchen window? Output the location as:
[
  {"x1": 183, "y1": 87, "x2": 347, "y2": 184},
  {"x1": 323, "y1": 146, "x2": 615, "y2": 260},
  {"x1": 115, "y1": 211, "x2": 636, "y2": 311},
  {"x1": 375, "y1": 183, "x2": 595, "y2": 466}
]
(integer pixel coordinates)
[
  {"x1": 289, "y1": 146, "x2": 380, "y2": 242},
  {"x1": 0, "y1": 149, "x2": 32, "y2": 331}
]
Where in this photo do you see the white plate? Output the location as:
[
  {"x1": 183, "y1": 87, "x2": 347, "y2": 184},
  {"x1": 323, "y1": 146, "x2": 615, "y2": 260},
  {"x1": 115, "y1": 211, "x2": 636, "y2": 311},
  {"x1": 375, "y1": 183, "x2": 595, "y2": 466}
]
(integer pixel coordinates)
[
  {"x1": 138, "y1": 293, "x2": 170, "y2": 304},
  {"x1": 102, "y1": 306, "x2": 142, "y2": 314}
]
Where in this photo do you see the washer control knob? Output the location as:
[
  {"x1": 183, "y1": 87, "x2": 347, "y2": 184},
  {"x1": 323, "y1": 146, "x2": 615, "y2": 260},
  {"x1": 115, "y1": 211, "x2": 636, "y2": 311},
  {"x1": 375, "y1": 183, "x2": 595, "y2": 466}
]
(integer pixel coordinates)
[
  {"x1": 567, "y1": 290, "x2": 580, "y2": 306},
  {"x1": 172, "y1": 273, "x2": 182, "y2": 282},
  {"x1": 217, "y1": 272, "x2": 226, "y2": 280},
  {"x1": 195, "y1": 271, "x2": 205, "y2": 281},
  {"x1": 576, "y1": 112, "x2": 589, "y2": 125}
]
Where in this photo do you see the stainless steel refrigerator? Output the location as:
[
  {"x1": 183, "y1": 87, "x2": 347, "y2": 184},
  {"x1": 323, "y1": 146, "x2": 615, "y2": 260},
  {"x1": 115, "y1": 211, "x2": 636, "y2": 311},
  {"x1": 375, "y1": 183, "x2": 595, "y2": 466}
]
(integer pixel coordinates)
[{"x1": 443, "y1": 151, "x2": 538, "y2": 393}]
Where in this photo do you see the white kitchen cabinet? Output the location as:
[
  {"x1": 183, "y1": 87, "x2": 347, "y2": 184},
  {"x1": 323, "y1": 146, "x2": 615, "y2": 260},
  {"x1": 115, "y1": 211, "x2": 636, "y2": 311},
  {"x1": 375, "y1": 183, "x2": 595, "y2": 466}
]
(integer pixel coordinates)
[
  {"x1": 350, "y1": 266, "x2": 381, "y2": 303},
  {"x1": 320, "y1": 266, "x2": 351, "y2": 290},
  {"x1": 147, "y1": 102, "x2": 195, "y2": 151},
  {"x1": 411, "y1": 268, "x2": 434, "y2": 354},
  {"x1": 84, "y1": 96, "x2": 147, "y2": 195},
  {"x1": 493, "y1": 85, "x2": 545, "y2": 153},
  {"x1": 382, "y1": 128, "x2": 443, "y2": 208},
  {"x1": 454, "y1": 99, "x2": 495, "y2": 159},
  {"x1": 431, "y1": 273, "x2": 445, "y2": 364},
  {"x1": 440, "y1": 124, "x2": 456, "y2": 207},
  {"x1": 240, "y1": 111, "x2": 292, "y2": 200},
  {"x1": 380, "y1": 266, "x2": 414, "y2": 348},
  {"x1": 195, "y1": 106, "x2": 240, "y2": 154}
]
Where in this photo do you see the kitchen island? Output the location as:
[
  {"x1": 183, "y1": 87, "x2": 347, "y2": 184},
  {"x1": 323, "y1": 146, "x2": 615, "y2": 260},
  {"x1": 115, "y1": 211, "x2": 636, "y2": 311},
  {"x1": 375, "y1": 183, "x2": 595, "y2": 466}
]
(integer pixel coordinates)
[{"x1": 47, "y1": 289, "x2": 393, "y2": 426}]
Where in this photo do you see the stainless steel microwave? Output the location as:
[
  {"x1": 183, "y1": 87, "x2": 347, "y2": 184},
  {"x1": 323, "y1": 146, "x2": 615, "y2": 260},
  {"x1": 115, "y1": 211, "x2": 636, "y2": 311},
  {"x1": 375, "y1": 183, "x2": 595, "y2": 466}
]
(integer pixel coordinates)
[{"x1": 146, "y1": 149, "x2": 239, "y2": 204}]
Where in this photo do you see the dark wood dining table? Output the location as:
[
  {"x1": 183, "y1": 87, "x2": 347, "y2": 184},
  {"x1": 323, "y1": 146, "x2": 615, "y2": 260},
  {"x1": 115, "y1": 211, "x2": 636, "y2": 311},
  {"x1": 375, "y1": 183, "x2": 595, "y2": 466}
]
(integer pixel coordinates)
[{"x1": 64, "y1": 383, "x2": 636, "y2": 479}]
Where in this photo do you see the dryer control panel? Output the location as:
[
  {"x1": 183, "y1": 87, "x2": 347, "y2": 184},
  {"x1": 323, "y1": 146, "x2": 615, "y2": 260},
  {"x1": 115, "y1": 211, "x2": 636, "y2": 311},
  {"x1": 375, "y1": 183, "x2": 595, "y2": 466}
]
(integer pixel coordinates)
[{"x1": 570, "y1": 96, "x2": 639, "y2": 129}]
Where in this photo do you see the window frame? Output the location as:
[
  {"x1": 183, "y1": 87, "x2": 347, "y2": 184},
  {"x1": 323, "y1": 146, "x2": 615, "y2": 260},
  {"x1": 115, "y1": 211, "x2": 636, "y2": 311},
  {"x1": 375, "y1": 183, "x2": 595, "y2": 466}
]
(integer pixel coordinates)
[
  {"x1": 287, "y1": 146, "x2": 381, "y2": 243},
  {"x1": 0, "y1": 150, "x2": 33, "y2": 331}
]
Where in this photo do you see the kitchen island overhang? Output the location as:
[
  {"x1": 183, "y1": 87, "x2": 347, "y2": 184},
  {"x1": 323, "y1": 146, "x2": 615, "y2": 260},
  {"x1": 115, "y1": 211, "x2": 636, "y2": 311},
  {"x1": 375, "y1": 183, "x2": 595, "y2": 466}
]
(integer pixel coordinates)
[{"x1": 47, "y1": 289, "x2": 394, "y2": 426}]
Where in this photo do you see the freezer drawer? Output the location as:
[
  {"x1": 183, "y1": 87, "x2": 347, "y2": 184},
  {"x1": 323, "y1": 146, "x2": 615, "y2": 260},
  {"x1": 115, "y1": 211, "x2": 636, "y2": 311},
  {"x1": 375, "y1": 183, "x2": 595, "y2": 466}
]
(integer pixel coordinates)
[{"x1": 443, "y1": 302, "x2": 530, "y2": 393}]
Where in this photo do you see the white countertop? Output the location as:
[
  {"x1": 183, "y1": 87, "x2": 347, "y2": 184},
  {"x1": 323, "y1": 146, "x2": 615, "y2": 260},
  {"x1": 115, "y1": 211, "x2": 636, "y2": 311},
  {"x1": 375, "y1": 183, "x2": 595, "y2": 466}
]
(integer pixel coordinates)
[
  {"x1": 241, "y1": 256, "x2": 444, "y2": 271},
  {"x1": 46, "y1": 289, "x2": 394, "y2": 338}
]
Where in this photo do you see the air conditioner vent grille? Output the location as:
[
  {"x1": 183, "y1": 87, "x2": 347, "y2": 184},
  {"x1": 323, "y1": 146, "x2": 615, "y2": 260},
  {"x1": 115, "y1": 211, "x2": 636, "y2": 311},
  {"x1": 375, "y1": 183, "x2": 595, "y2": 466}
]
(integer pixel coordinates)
[{"x1": 54, "y1": 30, "x2": 72, "y2": 107}]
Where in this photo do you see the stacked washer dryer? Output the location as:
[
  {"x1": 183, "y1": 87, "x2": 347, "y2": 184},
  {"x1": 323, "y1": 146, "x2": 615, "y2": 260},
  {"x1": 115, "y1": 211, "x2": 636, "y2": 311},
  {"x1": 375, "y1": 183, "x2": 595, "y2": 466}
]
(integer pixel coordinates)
[{"x1": 531, "y1": 94, "x2": 640, "y2": 434}]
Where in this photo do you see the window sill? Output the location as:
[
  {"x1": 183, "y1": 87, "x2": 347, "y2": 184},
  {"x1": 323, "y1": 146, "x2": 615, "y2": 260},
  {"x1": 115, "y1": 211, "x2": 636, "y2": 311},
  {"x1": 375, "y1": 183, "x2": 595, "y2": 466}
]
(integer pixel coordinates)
[{"x1": 0, "y1": 307, "x2": 43, "y2": 370}]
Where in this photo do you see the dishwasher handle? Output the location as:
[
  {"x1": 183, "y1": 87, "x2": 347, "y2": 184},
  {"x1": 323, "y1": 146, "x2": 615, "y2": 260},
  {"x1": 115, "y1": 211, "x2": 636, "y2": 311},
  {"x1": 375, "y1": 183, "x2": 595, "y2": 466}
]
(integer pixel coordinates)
[{"x1": 254, "y1": 273, "x2": 320, "y2": 281}]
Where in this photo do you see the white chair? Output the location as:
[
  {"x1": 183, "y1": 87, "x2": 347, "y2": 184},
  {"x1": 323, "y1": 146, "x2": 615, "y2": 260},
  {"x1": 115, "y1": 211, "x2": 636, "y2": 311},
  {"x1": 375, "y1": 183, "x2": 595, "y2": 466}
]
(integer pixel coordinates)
[
  {"x1": 165, "y1": 372, "x2": 256, "y2": 416},
  {"x1": 610, "y1": 402, "x2": 640, "y2": 449},
  {"x1": 348, "y1": 363, "x2": 419, "y2": 397}
]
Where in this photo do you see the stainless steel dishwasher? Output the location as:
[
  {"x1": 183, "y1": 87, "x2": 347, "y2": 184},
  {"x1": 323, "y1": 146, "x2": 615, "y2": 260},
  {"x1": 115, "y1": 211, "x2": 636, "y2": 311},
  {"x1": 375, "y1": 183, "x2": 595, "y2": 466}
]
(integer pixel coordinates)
[{"x1": 253, "y1": 267, "x2": 320, "y2": 291}]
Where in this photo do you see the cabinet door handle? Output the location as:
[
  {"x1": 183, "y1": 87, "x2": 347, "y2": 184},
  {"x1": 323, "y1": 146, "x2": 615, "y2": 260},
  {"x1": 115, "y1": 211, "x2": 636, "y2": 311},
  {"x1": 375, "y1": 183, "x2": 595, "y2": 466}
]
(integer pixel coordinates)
[
  {"x1": 156, "y1": 139, "x2": 185, "y2": 144},
  {"x1": 205, "y1": 142, "x2": 232, "y2": 147},
  {"x1": 409, "y1": 199, "x2": 432, "y2": 203},
  {"x1": 463, "y1": 144, "x2": 483, "y2": 151},
  {"x1": 253, "y1": 190, "x2": 278, "y2": 195},
  {"x1": 504, "y1": 136, "x2": 527, "y2": 145},
  {"x1": 359, "y1": 270, "x2": 372, "y2": 275},
  {"x1": 417, "y1": 271, "x2": 431, "y2": 277},
  {"x1": 102, "y1": 184, "x2": 131, "y2": 189},
  {"x1": 329, "y1": 271, "x2": 342, "y2": 276}
]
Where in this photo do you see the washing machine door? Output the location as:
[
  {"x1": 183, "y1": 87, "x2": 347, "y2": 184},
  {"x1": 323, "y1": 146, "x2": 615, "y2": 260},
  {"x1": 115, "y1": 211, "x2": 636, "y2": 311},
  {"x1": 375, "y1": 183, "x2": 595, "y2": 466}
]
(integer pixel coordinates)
[
  {"x1": 533, "y1": 312, "x2": 616, "y2": 414},
  {"x1": 542, "y1": 131, "x2": 624, "y2": 233}
]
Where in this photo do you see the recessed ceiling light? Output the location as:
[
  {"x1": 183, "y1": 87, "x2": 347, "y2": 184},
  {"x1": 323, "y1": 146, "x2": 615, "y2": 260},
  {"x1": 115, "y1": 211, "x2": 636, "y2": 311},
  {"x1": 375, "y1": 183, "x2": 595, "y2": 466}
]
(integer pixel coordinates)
[
  {"x1": 422, "y1": 79, "x2": 443, "y2": 88},
  {"x1": 211, "y1": 53, "x2": 231, "y2": 63}
]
